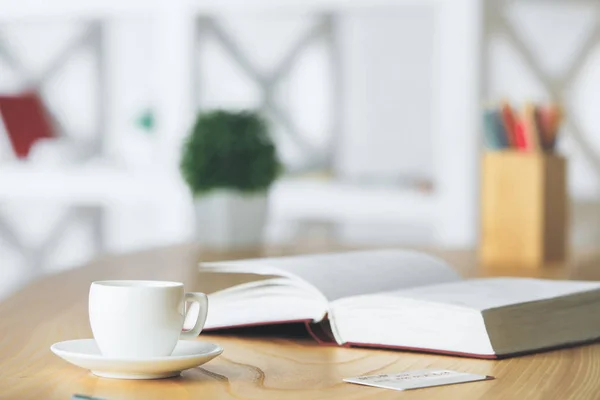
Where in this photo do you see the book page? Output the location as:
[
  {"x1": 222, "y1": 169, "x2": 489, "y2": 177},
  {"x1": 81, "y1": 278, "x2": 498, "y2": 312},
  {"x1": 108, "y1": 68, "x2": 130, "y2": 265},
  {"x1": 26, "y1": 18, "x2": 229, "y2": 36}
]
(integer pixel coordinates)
[
  {"x1": 201, "y1": 250, "x2": 461, "y2": 301},
  {"x1": 374, "y1": 278, "x2": 600, "y2": 311}
]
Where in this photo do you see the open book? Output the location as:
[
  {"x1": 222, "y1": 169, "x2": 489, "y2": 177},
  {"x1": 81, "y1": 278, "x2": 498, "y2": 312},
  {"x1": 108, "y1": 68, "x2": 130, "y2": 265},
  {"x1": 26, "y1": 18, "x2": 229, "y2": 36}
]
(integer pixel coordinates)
[{"x1": 194, "y1": 250, "x2": 600, "y2": 358}]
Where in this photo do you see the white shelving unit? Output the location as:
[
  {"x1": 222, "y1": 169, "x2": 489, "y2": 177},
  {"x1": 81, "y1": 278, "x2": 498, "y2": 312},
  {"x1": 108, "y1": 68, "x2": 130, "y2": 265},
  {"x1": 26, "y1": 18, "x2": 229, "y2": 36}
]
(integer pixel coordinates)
[{"x1": 0, "y1": 0, "x2": 482, "y2": 282}]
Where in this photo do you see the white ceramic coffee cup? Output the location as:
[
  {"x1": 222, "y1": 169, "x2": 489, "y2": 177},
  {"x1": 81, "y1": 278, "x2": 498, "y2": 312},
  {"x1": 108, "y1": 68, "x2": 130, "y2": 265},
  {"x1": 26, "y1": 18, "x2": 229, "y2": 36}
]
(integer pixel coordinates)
[{"x1": 89, "y1": 280, "x2": 208, "y2": 358}]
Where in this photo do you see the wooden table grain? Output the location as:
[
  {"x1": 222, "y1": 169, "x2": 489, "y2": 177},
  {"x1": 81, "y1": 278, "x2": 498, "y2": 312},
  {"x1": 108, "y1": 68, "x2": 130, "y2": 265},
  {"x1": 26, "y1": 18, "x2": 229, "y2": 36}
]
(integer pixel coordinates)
[{"x1": 2, "y1": 244, "x2": 600, "y2": 400}]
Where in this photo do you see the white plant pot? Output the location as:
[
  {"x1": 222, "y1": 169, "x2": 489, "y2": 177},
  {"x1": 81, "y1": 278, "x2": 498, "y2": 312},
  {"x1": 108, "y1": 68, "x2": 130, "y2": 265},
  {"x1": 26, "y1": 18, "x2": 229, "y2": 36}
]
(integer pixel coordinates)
[{"x1": 194, "y1": 190, "x2": 268, "y2": 250}]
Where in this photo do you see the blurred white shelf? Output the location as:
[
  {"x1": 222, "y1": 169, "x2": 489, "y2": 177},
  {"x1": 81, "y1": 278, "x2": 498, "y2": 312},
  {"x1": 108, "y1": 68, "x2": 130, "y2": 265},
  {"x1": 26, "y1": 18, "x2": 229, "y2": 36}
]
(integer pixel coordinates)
[
  {"x1": 0, "y1": 163, "x2": 434, "y2": 221},
  {"x1": 271, "y1": 178, "x2": 435, "y2": 223},
  {"x1": 0, "y1": 164, "x2": 186, "y2": 205}
]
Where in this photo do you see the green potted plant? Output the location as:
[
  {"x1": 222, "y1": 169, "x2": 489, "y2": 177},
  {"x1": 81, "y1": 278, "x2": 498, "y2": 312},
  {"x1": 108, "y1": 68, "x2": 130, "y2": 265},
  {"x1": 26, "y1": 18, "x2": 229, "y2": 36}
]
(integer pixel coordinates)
[{"x1": 180, "y1": 110, "x2": 279, "y2": 249}]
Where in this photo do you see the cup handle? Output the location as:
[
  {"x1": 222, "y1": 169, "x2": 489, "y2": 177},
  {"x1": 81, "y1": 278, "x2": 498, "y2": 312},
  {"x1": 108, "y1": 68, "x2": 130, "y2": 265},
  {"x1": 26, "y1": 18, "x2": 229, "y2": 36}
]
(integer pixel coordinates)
[{"x1": 181, "y1": 292, "x2": 209, "y2": 339}]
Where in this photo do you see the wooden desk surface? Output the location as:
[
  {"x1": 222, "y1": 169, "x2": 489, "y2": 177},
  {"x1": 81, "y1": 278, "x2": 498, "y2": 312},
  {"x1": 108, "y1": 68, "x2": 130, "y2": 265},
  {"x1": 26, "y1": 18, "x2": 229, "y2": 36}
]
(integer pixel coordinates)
[{"x1": 2, "y1": 244, "x2": 600, "y2": 400}]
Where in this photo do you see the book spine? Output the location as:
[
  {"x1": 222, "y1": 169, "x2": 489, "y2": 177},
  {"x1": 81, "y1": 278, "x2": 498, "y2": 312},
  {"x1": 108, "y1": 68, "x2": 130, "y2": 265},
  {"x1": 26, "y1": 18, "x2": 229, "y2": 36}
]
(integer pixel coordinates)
[{"x1": 304, "y1": 318, "x2": 340, "y2": 346}]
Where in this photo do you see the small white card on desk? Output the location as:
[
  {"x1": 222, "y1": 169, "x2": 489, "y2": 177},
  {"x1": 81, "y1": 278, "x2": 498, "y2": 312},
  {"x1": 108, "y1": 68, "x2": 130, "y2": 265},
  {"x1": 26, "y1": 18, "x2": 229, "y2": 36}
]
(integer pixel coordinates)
[{"x1": 344, "y1": 369, "x2": 493, "y2": 391}]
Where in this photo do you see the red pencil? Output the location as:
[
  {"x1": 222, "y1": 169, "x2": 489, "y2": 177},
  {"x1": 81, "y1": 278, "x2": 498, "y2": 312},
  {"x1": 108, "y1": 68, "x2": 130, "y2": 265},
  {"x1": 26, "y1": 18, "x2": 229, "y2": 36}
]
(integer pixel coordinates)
[
  {"x1": 515, "y1": 119, "x2": 528, "y2": 151},
  {"x1": 500, "y1": 102, "x2": 517, "y2": 149},
  {"x1": 537, "y1": 104, "x2": 563, "y2": 151}
]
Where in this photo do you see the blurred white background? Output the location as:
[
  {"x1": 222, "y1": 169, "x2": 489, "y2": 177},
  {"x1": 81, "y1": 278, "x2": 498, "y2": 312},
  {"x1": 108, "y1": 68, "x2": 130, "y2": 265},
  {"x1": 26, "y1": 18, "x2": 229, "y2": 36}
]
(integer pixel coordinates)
[{"x1": 0, "y1": 0, "x2": 599, "y2": 299}]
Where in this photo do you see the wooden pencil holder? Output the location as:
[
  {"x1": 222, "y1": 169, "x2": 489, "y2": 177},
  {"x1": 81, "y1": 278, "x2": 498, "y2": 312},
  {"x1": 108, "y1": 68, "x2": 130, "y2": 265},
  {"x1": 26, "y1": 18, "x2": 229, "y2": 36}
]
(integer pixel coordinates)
[{"x1": 480, "y1": 151, "x2": 568, "y2": 267}]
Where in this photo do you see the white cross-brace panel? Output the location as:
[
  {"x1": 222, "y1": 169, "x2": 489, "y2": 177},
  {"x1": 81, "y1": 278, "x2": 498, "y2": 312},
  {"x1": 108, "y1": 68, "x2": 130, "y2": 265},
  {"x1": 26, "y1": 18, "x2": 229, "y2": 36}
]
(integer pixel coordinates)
[
  {"x1": 0, "y1": 21, "x2": 107, "y2": 274},
  {"x1": 194, "y1": 15, "x2": 342, "y2": 173}
]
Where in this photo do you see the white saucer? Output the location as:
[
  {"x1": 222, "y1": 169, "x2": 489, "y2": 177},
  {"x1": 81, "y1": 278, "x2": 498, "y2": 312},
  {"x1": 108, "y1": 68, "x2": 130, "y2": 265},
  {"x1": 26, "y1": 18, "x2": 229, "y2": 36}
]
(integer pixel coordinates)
[{"x1": 50, "y1": 339, "x2": 223, "y2": 380}]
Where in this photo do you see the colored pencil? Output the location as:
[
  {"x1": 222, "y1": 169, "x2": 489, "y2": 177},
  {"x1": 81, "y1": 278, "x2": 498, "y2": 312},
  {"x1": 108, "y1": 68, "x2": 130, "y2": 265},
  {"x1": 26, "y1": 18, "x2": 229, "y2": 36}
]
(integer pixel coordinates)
[
  {"x1": 547, "y1": 104, "x2": 564, "y2": 151},
  {"x1": 482, "y1": 101, "x2": 562, "y2": 153},
  {"x1": 500, "y1": 101, "x2": 518, "y2": 148},
  {"x1": 523, "y1": 102, "x2": 540, "y2": 152},
  {"x1": 514, "y1": 120, "x2": 527, "y2": 151},
  {"x1": 483, "y1": 108, "x2": 508, "y2": 150}
]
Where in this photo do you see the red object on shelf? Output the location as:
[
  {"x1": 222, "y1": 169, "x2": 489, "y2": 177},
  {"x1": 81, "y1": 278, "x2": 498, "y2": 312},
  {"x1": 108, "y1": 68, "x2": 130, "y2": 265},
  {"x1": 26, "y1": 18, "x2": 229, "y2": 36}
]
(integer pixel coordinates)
[{"x1": 0, "y1": 92, "x2": 56, "y2": 159}]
